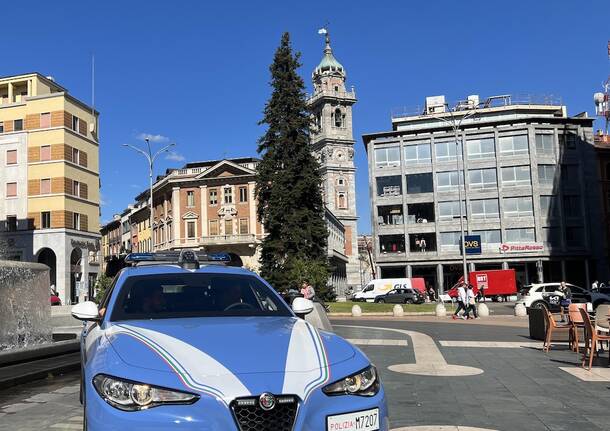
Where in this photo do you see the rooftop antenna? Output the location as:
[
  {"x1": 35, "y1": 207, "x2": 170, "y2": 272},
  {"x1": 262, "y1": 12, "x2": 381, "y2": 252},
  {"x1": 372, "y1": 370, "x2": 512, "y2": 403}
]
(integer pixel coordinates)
[{"x1": 594, "y1": 41, "x2": 610, "y2": 135}]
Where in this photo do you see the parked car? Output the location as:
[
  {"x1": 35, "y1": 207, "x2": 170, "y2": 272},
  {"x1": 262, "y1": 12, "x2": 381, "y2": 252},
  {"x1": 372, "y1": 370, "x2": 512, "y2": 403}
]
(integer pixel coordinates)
[
  {"x1": 71, "y1": 250, "x2": 388, "y2": 431},
  {"x1": 353, "y1": 277, "x2": 426, "y2": 302},
  {"x1": 374, "y1": 287, "x2": 423, "y2": 304},
  {"x1": 520, "y1": 282, "x2": 610, "y2": 311}
]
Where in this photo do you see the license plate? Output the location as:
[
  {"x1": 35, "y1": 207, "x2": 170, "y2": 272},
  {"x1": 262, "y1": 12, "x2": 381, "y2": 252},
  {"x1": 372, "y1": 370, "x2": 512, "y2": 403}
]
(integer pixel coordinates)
[{"x1": 327, "y1": 408, "x2": 380, "y2": 431}]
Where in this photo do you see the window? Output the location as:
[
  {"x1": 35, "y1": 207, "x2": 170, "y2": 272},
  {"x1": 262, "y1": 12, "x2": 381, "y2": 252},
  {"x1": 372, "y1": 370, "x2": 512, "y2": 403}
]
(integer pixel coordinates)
[
  {"x1": 187, "y1": 190, "x2": 195, "y2": 207},
  {"x1": 470, "y1": 199, "x2": 499, "y2": 219},
  {"x1": 438, "y1": 200, "x2": 466, "y2": 221},
  {"x1": 559, "y1": 133, "x2": 577, "y2": 149},
  {"x1": 39, "y1": 178, "x2": 50, "y2": 195},
  {"x1": 209, "y1": 220, "x2": 219, "y2": 236},
  {"x1": 14, "y1": 119, "x2": 23, "y2": 131},
  {"x1": 73, "y1": 181, "x2": 80, "y2": 197},
  {"x1": 337, "y1": 178, "x2": 345, "y2": 186},
  {"x1": 540, "y1": 195, "x2": 560, "y2": 219},
  {"x1": 375, "y1": 146, "x2": 400, "y2": 168},
  {"x1": 538, "y1": 164, "x2": 557, "y2": 185},
  {"x1": 239, "y1": 218, "x2": 249, "y2": 234},
  {"x1": 40, "y1": 112, "x2": 51, "y2": 128},
  {"x1": 209, "y1": 189, "x2": 218, "y2": 205},
  {"x1": 6, "y1": 182, "x2": 17, "y2": 197},
  {"x1": 501, "y1": 166, "x2": 531, "y2": 187},
  {"x1": 73, "y1": 213, "x2": 81, "y2": 231},
  {"x1": 376, "y1": 176, "x2": 402, "y2": 197},
  {"x1": 498, "y1": 135, "x2": 528, "y2": 156},
  {"x1": 439, "y1": 231, "x2": 461, "y2": 249},
  {"x1": 543, "y1": 227, "x2": 561, "y2": 247},
  {"x1": 503, "y1": 196, "x2": 533, "y2": 217},
  {"x1": 40, "y1": 145, "x2": 51, "y2": 161},
  {"x1": 72, "y1": 148, "x2": 80, "y2": 165},
  {"x1": 472, "y1": 229, "x2": 501, "y2": 244},
  {"x1": 7, "y1": 215, "x2": 17, "y2": 232},
  {"x1": 466, "y1": 137, "x2": 495, "y2": 160},
  {"x1": 435, "y1": 141, "x2": 462, "y2": 162},
  {"x1": 6, "y1": 150, "x2": 17, "y2": 165},
  {"x1": 535, "y1": 134, "x2": 554, "y2": 155},
  {"x1": 566, "y1": 227, "x2": 584, "y2": 247},
  {"x1": 436, "y1": 171, "x2": 464, "y2": 191},
  {"x1": 72, "y1": 116, "x2": 79, "y2": 132},
  {"x1": 41, "y1": 211, "x2": 51, "y2": 229},
  {"x1": 406, "y1": 173, "x2": 433, "y2": 194},
  {"x1": 225, "y1": 219, "x2": 233, "y2": 235},
  {"x1": 0, "y1": 122, "x2": 3, "y2": 133},
  {"x1": 187, "y1": 221, "x2": 196, "y2": 238},
  {"x1": 560, "y1": 164, "x2": 578, "y2": 185},
  {"x1": 224, "y1": 187, "x2": 233, "y2": 204},
  {"x1": 334, "y1": 108, "x2": 343, "y2": 127},
  {"x1": 468, "y1": 168, "x2": 497, "y2": 189},
  {"x1": 239, "y1": 187, "x2": 248, "y2": 203},
  {"x1": 379, "y1": 235, "x2": 405, "y2": 253},
  {"x1": 563, "y1": 195, "x2": 581, "y2": 218},
  {"x1": 337, "y1": 192, "x2": 348, "y2": 209},
  {"x1": 404, "y1": 143, "x2": 431, "y2": 165},
  {"x1": 505, "y1": 228, "x2": 535, "y2": 243}
]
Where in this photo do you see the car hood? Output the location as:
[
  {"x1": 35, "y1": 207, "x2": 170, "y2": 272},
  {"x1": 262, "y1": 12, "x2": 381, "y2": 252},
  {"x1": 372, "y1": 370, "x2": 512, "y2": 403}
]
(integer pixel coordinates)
[
  {"x1": 105, "y1": 316, "x2": 356, "y2": 398},
  {"x1": 105, "y1": 316, "x2": 356, "y2": 400}
]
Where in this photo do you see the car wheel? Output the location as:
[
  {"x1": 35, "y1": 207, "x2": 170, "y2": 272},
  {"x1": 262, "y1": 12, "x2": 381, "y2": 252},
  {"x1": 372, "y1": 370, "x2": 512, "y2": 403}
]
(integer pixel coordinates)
[
  {"x1": 377, "y1": 298, "x2": 385, "y2": 303},
  {"x1": 405, "y1": 298, "x2": 414, "y2": 304},
  {"x1": 531, "y1": 301, "x2": 548, "y2": 310}
]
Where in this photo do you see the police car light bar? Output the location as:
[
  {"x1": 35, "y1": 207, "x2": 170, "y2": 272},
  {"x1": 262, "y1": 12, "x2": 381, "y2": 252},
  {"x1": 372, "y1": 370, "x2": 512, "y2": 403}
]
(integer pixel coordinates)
[{"x1": 124, "y1": 250, "x2": 232, "y2": 267}]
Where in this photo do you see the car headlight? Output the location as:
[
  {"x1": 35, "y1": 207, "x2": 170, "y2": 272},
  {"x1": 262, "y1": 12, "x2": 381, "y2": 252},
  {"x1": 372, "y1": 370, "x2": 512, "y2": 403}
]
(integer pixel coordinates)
[
  {"x1": 93, "y1": 374, "x2": 198, "y2": 411},
  {"x1": 322, "y1": 365, "x2": 379, "y2": 397}
]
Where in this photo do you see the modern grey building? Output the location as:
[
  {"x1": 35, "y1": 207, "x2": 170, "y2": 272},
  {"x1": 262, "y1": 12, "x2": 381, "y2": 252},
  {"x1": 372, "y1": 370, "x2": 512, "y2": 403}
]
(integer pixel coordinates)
[{"x1": 363, "y1": 94, "x2": 607, "y2": 293}]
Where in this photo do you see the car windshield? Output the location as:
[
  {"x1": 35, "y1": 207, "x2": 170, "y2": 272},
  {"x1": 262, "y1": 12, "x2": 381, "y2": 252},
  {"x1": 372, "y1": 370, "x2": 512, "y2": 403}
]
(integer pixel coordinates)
[{"x1": 110, "y1": 273, "x2": 292, "y2": 321}]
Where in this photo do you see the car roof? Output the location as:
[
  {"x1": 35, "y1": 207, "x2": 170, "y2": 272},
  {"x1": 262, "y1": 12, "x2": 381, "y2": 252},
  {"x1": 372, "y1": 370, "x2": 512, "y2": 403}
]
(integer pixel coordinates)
[{"x1": 121, "y1": 263, "x2": 256, "y2": 277}]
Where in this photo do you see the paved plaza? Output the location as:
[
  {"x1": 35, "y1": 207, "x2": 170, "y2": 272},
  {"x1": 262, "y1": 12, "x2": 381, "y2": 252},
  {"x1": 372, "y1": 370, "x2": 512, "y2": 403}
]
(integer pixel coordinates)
[{"x1": 1, "y1": 317, "x2": 610, "y2": 430}]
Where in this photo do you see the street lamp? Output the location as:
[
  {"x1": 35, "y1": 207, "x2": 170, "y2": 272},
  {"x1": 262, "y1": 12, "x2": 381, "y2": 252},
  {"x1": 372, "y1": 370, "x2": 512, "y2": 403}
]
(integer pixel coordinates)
[
  {"x1": 123, "y1": 138, "x2": 175, "y2": 251},
  {"x1": 434, "y1": 107, "x2": 478, "y2": 286}
]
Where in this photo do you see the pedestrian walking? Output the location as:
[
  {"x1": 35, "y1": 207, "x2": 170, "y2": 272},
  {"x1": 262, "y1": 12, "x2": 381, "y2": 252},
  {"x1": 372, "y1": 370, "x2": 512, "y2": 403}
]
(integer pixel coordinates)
[
  {"x1": 559, "y1": 281, "x2": 572, "y2": 323},
  {"x1": 428, "y1": 286, "x2": 436, "y2": 302},
  {"x1": 592, "y1": 280, "x2": 599, "y2": 292},
  {"x1": 452, "y1": 283, "x2": 468, "y2": 320},
  {"x1": 465, "y1": 284, "x2": 478, "y2": 319},
  {"x1": 300, "y1": 280, "x2": 315, "y2": 300}
]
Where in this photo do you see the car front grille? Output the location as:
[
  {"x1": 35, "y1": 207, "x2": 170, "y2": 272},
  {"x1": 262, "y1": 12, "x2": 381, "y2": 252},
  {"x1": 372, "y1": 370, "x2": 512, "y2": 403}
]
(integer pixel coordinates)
[{"x1": 231, "y1": 394, "x2": 298, "y2": 431}]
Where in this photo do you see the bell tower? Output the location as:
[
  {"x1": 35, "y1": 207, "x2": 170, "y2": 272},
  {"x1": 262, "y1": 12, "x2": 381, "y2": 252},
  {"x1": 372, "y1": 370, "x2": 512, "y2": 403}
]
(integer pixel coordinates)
[{"x1": 308, "y1": 29, "x2": 360, "y2": 289}]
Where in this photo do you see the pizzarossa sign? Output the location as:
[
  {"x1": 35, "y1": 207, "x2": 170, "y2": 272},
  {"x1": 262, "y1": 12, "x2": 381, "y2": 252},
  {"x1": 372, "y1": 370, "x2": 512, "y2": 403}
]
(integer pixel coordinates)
[{"x1": 499, "y1": 243, "x2": 544, "y2": 253}]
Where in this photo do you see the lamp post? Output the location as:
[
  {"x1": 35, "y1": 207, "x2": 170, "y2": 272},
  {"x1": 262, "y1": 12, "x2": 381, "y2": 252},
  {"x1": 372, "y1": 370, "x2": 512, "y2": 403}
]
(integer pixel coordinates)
[
  {"x1": 123, "y1": 138, "x2": 175, "y2": 251},
  {"x1": 435, "y1": 107, "x2": 478, "y2": 285}
]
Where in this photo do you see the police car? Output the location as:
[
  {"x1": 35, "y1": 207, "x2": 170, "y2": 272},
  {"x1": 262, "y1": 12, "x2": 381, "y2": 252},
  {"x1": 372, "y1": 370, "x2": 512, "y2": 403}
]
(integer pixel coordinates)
[{"x1": 72, "y1": 250, "x2": 388, "y2": 431}]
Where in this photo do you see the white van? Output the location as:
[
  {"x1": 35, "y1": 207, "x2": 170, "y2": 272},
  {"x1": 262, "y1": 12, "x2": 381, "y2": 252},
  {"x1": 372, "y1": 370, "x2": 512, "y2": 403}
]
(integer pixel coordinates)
[{"x1": 353, "y1": 278, "x2": 422, "y2": 302}]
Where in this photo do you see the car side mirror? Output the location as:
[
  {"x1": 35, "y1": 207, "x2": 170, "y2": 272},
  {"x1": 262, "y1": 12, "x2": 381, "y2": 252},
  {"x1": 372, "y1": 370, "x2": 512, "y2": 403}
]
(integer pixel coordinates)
[
  {"x1": 71, "y1": 301, "x2": 100, "y2": 321},
  {"x1": 292, "y1": 297, "x2": 314, "y2": 316}
]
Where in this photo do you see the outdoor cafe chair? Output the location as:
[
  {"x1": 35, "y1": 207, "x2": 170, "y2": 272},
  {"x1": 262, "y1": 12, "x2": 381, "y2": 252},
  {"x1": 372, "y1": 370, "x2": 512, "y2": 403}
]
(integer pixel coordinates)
[
  {"x1": 568, "y1": 303, "x2": 587, "y2": 354},
  {"x1": 579, "y1": 308, "x2": 610, "y2": 370},
  {"x1": 594, "y1": 304, "x2": 610, "y2": 351},
  {"x1": 543, "y1": 307, "x2": 571, "y2": 353}
]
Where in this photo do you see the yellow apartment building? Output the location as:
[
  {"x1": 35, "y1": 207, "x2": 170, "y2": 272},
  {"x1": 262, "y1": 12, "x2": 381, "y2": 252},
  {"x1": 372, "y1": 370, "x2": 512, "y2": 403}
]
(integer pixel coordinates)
[{"x1": 0, "y1": 73, "x2": 100, "y2": 303}]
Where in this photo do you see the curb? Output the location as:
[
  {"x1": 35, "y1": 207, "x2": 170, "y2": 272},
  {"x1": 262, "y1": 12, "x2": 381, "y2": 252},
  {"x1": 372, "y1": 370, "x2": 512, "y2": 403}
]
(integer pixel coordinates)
[{"x1": 328, "y1": 312, "x2": 437, "y2": 316}]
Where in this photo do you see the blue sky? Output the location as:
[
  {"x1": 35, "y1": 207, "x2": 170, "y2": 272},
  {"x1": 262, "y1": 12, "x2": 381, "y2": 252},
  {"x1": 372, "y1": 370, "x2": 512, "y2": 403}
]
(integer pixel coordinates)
[{"x1": 3, "y1": 0, "x2": 609, "y2": 233}]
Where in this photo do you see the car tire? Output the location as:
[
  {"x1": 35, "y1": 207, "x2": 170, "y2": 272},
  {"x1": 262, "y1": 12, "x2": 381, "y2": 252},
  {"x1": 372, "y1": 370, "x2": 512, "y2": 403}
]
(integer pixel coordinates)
[
  {"x1": 531, "y1": 301, "x2": 548, "y2": 310},
  {"x1": 377, "y1": 298, "x2": 385, "y2": 303},
  {"x1": 405, "y1": 299, "x2": 414, "y2": 304}
]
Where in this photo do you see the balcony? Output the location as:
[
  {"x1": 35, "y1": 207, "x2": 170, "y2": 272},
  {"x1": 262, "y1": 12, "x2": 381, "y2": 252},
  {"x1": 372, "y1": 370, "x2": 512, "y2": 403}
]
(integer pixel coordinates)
[
  {"x1": 377, "y1": 205, "x2": 404, "y2": 226},
  {"x1": 199, "y1": 234, "x2": 261, "y2": 245},
  {"x1": 307, "y1": 88, "x2": 356, "y2": 105}
]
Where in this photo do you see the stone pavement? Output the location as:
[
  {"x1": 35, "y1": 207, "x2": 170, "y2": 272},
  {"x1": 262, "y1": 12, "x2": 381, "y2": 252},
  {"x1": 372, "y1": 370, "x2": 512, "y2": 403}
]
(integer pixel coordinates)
[{"x1": 1, "y1": 318, "x2": 609, "y2": 430}]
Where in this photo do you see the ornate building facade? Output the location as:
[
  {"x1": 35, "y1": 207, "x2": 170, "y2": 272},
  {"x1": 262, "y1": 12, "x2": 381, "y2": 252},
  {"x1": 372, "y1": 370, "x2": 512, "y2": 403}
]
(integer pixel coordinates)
[{"x1": 307, "y1": 31, "x2": 360, "y2": 290}]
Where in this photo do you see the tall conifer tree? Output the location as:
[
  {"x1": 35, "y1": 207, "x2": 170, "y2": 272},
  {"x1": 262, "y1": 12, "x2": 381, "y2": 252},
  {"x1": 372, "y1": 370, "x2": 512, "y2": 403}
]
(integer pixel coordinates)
[{"x1": 255, "y1": 32, "x2": 329, "y2": 293}]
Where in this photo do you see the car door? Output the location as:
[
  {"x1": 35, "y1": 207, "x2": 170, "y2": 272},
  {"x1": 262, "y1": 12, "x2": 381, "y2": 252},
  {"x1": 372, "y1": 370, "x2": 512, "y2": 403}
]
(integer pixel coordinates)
[
  {"x1": 386, "y1": 289, "x2": 400, "y2": 303},
  {"x1": 541, "y1": 285, "x2": 562, "y2": 310},
  {"x1": 568, "y1": 284, "x2": 591, "y2": 304}
]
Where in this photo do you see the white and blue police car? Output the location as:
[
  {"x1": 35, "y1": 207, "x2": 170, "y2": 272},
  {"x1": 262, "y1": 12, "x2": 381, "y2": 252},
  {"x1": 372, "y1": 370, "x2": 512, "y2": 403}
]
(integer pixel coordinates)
[{"x1": 72, "y1": 250, "x2": 388, "y2": 430}]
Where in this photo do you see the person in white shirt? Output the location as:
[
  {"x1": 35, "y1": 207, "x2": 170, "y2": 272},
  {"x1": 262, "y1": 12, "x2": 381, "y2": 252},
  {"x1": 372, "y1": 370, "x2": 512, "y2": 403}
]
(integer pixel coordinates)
[
  {"x1": 452, "y1": 283, "x2": 468, "y2": 320},
  {"x1": 464, "y1": 284, "x2": 478, "y2": 319}
]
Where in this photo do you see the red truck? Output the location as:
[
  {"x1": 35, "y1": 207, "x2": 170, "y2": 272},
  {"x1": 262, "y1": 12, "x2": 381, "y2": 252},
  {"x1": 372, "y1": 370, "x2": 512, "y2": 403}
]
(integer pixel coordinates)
[{"x1": 447, "y1": 269, "x2": 517, "y2": 302}]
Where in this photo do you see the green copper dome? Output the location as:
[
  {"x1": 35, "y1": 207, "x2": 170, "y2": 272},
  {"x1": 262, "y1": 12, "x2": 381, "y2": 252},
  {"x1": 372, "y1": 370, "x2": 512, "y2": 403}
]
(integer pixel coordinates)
[{"x1": 314, "y1": 33, "x2": 345, "y2": 76}]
